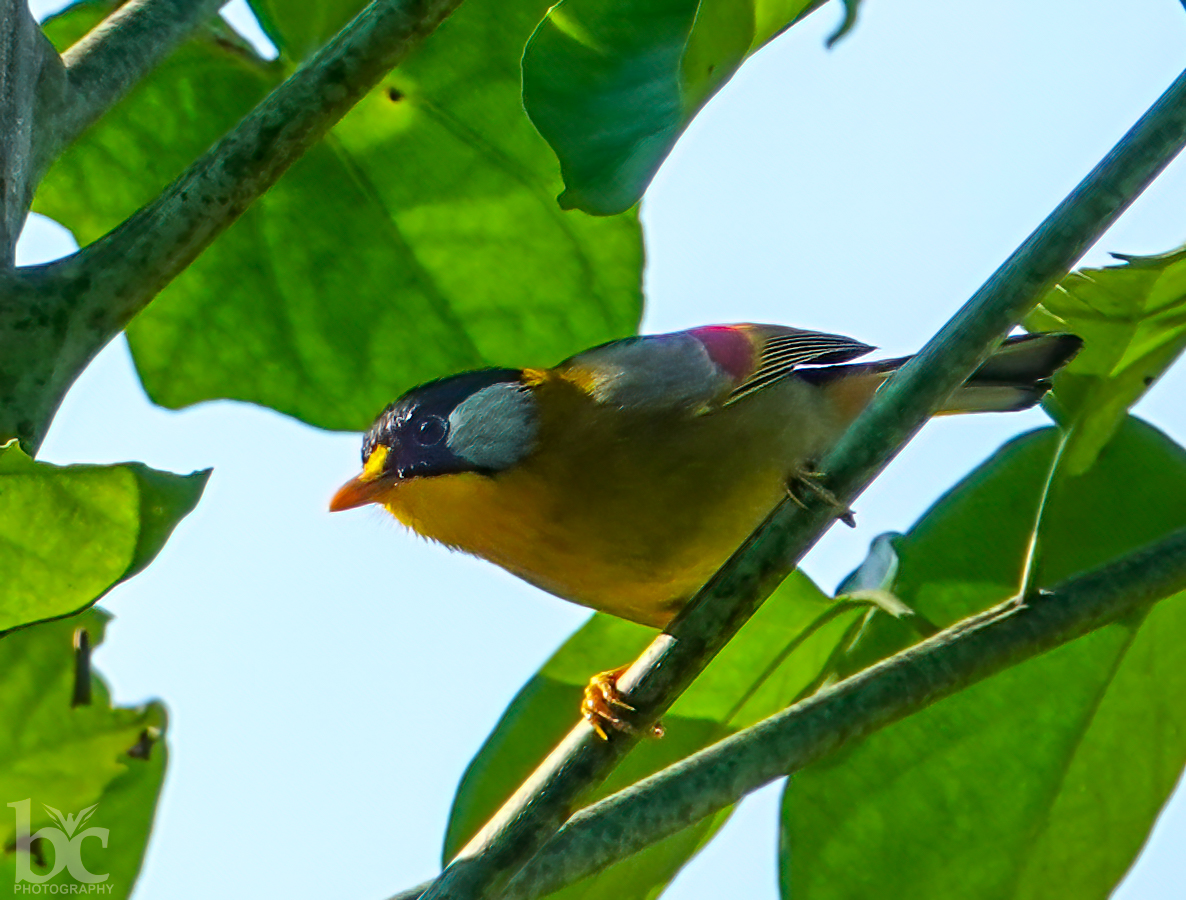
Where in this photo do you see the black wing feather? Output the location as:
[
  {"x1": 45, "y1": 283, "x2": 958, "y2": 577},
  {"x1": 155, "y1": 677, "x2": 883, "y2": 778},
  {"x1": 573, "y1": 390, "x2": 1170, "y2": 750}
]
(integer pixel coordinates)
[{"x1": 725, "y1": 329, "x2": 875, "y2": 405}]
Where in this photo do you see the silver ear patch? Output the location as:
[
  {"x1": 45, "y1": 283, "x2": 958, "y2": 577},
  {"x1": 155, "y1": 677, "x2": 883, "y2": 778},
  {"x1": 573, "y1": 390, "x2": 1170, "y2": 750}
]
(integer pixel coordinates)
[{"x1": 446, "y1": 382, "x2": 539, "y2": 472}]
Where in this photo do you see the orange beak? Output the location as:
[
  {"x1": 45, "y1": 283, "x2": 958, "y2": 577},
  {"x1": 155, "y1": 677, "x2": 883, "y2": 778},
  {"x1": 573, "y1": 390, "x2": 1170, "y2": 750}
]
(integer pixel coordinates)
[
  {"x1": 329, "y1": 475, "x2": 393, "y2": 512},
  {"x1": 331, "y1": 446, "x2": 396, "y2": 512}
]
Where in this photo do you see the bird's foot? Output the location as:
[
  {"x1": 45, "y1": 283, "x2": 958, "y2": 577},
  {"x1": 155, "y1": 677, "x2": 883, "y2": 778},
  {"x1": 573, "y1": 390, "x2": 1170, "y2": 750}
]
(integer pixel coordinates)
[
  {"x1": 581, "y1": 666, "x2": 665, "y2": 741},
  {"x1": 787, "y1": 466, "x2": 856, "y2": 527}
]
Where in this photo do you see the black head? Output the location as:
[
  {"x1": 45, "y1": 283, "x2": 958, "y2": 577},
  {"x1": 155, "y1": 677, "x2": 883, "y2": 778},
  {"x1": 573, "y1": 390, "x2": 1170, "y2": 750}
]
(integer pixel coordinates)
[{"x1": 362, "y1": 368, "x2": 537, "y2": 480}]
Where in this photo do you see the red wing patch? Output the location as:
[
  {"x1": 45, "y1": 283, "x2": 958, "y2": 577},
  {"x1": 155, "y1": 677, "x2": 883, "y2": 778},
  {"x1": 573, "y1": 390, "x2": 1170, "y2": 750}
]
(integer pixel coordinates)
[
  {"x1": 725, "y1": 328, "x2": 875, "y2": 405},
  {"x1": 688, "y1": 325, "x2": 758, "y2": 383}
]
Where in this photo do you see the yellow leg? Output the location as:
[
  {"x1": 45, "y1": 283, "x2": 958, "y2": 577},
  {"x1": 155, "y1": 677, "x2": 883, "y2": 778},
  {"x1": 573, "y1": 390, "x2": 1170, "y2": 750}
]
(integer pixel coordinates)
[{"x1": 581, "y1": 665, "x2": 665, "y2": 741}]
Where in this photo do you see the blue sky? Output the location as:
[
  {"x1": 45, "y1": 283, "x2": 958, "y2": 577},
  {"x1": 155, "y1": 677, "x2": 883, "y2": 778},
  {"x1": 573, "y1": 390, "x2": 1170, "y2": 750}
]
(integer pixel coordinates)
[{"x1": 18, "y1": 0, "x2": 1186, "y2": 898}]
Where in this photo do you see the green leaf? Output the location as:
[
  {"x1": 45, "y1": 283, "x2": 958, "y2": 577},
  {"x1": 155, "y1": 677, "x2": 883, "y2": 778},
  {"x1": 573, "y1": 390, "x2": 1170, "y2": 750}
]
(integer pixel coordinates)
[
  {"x1": 35, "y1": 0, "x2": 643, "y2": 432},
  {"x1": 0, "y1": 442, "x2": 208, "y2": 633},
  {"x1": 35, "y1": 3, "x2": 274, "y2": 244},
  {"x1": 446, "y1": 572, "x2": 865, "y2": 898},
  {"x1": 1026, "y1": 246, "x2": 1186, "y2": 474},
  {"x1": 780, "y1": 418, "x2": 1186, "y2": 900},
  {"x1": 249, "y1": 0, "x2": 361, "y2": 62},
  {"x1": 522, "y1": 0, "x2": 838, "y2": 215},
  {"x1": 834, "y1": 532, "x2": 916, "y2": 620},
  {"x1": 0, "y1": 609, "x2": 167, "y2": 899}
]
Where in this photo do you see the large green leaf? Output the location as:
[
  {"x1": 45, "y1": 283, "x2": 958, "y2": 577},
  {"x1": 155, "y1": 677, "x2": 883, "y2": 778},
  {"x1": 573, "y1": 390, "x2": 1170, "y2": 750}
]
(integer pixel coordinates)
[
  {"x1": 0, "y1": 609, "x2": 167, "y2": 899},
  {"x1": 0, "y1": 442, "x2": 208, "y2": 634},
  {"x1": 34, "y1": 0, "x2": 642, "y2": 432},
  {"x1": 780, "y1": 418, "x2": 1186, "y2": 900},
  {"x1": 446, "y1": 572, "x2": 866, "y2": 899},
  {"x1": 521, "y1": 0, "x2": 854, "y2": 215},
  {"x1": 248, "y1": 0, "x2": 436, "y2": 66},
  {"x1": 250, "y1": 0, "x2": 361, "y2": 62},
  {"x1": 1026, "y1": 247, "x2": 1186, "y2": 475}
]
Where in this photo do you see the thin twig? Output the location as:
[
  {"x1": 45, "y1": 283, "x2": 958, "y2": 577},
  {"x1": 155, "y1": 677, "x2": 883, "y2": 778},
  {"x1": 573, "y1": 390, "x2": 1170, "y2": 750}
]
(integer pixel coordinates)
[{"x1": 417, "y1": 64, "x2": 1186, "y2": 900}]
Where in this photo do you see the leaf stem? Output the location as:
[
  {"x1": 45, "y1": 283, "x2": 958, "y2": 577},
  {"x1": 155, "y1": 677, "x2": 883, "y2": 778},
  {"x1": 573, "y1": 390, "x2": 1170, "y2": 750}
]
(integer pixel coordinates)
[
  {"x1": 1016, "y1": 428, "x2": 1069, "y2": 597},
  {"x1": 416, "y1": 63, "x2": 1186, "y2": 900}
]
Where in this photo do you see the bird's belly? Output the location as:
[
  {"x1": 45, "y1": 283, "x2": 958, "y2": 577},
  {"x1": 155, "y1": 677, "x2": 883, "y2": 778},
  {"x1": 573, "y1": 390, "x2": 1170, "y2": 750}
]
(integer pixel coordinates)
[
  {"x1": 386, "y1": 459, "x2": 790, "y2": 628},
  {"x1": 382, "y1": 380, "x2": 837, "y2": 628}
]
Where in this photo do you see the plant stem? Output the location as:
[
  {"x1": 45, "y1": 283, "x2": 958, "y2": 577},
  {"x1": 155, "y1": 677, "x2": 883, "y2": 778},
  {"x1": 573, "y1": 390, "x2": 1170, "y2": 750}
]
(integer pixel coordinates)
[
  {"x1": 492, "y1": 526, "x2": 1186, "y2": 899},
  {"x1": 30, "y1": 0, "x2": 228, "y2": 184},
  {"x1": 0, "y1": 0, "x2": 464, "y2": 452},
  {"x1": 417, "y1": 63, "x2": 1186, "y2": 900},
  {"x1": 0, "y1": 0, "x2": 50, "y2": 268}
]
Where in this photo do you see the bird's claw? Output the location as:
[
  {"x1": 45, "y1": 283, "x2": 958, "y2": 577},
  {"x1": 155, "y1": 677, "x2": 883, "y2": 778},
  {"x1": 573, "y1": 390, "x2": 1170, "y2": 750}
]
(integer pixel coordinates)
[
  {"x1": 787, "y1": 467, "x2": 856, "y2": 527},
  {"x1": 581, "y1": 666, "x2": 665, "y2": 741}
]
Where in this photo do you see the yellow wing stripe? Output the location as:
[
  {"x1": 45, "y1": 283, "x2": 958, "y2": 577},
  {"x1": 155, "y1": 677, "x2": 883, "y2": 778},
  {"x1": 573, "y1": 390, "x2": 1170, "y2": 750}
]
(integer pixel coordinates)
[{"x1": 725, "y1": 330, "x2": 874, "y2": 405}]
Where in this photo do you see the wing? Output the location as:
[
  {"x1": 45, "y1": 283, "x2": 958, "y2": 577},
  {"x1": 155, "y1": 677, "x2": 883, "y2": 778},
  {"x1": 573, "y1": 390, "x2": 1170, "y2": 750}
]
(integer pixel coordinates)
[
  {"x1": 545, "y1": 324, "x2": 875, "y2": 414},
  {"x1": 723, "y1": 325, "x2": 875, "y2": 405},
  {"x1": 547, "y1": 329, "x2": 734, "y2": 413}
]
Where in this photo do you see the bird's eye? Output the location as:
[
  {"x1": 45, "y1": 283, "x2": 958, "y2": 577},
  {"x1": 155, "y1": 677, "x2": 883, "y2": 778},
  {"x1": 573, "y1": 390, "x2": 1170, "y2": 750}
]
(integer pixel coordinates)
[{"x1": 414, "y1": 415, "x2": 447, "y2": 446}]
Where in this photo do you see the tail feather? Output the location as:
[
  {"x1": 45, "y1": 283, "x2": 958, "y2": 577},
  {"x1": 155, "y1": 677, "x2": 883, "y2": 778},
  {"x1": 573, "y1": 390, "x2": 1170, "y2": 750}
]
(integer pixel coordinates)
[
  {"x1": 968, "y1": 332, "x2": 1083, "y2": 385},
  {"x1": 944, "y1": 332, "x2": 1083, "y2": 414},
  {"x1": 940, "y1": 382, "x2": 1051, "y2": 414},
  {"x1": 798, "y1": 332, "x2": 1082, "y2": 415}
]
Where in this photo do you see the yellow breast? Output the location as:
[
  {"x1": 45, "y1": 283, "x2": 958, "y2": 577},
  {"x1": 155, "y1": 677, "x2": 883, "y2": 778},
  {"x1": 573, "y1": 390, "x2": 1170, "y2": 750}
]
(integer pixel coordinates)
[{"x1": 380, "y1": 375, "x2": 841, "y2": 627}]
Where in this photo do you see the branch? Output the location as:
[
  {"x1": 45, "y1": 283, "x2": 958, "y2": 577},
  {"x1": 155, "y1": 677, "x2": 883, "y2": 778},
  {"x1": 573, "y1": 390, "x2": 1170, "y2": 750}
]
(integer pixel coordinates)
[
  {"x1": 417, "y1": 64, "x2": 1186, "y2": 900},
  {"x1": 29, "y1": 0, "x2": 228, "y2": 185},
  {"x1": 63, "y1": 0, "x2": 466, "y2": 318},
  {"x1": 0, "y1": 0, "x2": 53, "y2": 267},
  {"x1": 6, "y1": 0, "x2": 227, "y2": 266},
  {"x1": 495, "y1": 526, "x2": 1186, "y2": 898},
  {"x1": 1, "y1": 0, "x2": 463, "y2": 452},
  {"x1": 391, "y1": 525, "x2": 1186, "y2": 899}
]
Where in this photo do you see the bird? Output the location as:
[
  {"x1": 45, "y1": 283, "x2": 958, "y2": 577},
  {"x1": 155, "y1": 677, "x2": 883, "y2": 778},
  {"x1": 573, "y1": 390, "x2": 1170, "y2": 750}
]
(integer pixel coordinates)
[{"x1": 330, "y1": 324, "x2": 1082, "y2": 737}]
